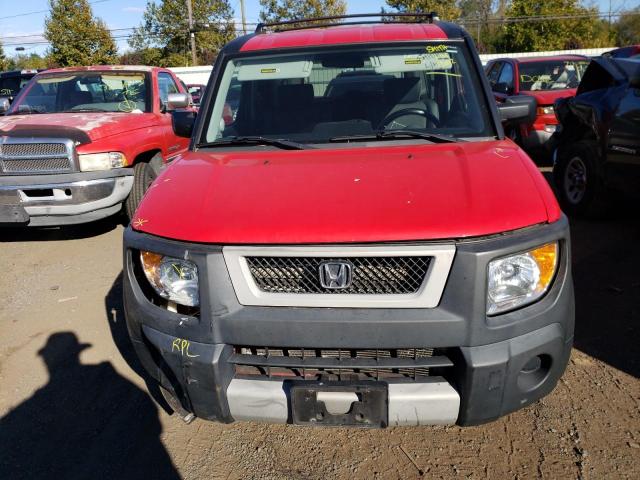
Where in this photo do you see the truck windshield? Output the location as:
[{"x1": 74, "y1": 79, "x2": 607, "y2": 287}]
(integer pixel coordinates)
[
  {"x1": 204, "y1": 42, "x2": 495, "y2": 145},
  {"x1": 9, "y1": 72, "x2": 150, "y2": 114},
  {"x1": 519, "y1": 60, "x2": 590, "y2": 91},
  {"x1": 0, "y1": 76, "x2": 30, "y2": 97}
]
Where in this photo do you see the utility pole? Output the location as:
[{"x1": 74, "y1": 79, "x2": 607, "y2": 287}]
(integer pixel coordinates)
[
  {"x1": 240, "y1": 0, "x2": 248, "y2": 35},
  {"x1": 186, "y1": 0, "x2": 197, "y2": 66}
]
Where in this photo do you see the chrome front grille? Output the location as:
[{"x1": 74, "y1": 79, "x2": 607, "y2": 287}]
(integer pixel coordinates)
[
  {"x1": 246, "y1": 256, "x2": 431, "y2": 294},
  {"x1": 0, "y1": 138, "x2": 75, "y2": 175},
  {"x1": 231, "y1": 346, "x2": 453, "y2": 381}
]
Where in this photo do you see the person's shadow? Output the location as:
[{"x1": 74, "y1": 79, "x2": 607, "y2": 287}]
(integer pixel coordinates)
[{"x1": 0, "y1": 332, "x2": 181, "y2": 480}]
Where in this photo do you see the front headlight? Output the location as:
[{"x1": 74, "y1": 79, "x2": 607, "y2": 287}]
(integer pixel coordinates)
[
  {"x1": 78, "y1": 152, "x2": 126, "y2": 171},
  {"x1": 487, "y1": 242, "x2": 558, "y2": 315},
  {"x1": 140, "y1": 251, "x2": 199, "y2": 307}
]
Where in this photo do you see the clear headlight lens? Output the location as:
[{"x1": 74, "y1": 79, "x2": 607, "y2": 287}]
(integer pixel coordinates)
[
  {"x1": 140, "y1": 251, "x2": 199, "y2": 307},
  {"x1": 487, "y1": 242, "x2": 558, "y2": 315},
  {"x1": 78, "y1": 152, "x2": 126, "y2": 171}
]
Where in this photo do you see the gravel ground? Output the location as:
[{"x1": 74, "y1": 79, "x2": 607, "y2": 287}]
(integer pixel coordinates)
[{"x1": 0, "y1": 204, "x2": 638, "y2": 480}]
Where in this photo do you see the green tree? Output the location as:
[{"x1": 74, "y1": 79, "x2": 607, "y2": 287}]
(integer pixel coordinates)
[
  {"x1": 10, "y1": 53, "x2": 49, "y2": 70},
  {"x1": 497, "y1": 0, "x2": 611, "y2": 52},
  {"x1": 616, "y1": 8, "x2": 640, "y2": 46},
  {"x1": 383, "y1": 0, "x2": 461, "y2": 21},
  {"x1": 129, "y1": 0, "x2": 235, "y2": 67},
  {"x1": 0, "y1": 42, "x2": 9, "y2": 71},
  {"x1": 259, "y1": 0, "x2": 347, "y2": 23},
  {"x1": 45, "y1": 0, "x2": 117, "y2": 67}
]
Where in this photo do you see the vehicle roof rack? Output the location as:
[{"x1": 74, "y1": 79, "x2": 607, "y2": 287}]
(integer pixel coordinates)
[{"x1": 255, "y1": 12, "x2": 440, "y2": 34}]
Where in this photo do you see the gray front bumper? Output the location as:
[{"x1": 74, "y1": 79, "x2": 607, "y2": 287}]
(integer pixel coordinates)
[
  {"x1": 0, "y1": 168, "x2": 133, "y2": 226},
  {"x1": 123, "y1": 217, "x2": 575, "y2": 427}
]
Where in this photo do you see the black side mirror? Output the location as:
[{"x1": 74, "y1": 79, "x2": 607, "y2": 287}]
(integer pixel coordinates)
[
  {"x1": 498, "y1": 95, "x2": 537, "y2": 126},
  {"x1": 494, "y1": 82, "x2": 513, "y2": 95},
  {"x1": 172, "y1": 110, "x2": 197, "y2": 138}
]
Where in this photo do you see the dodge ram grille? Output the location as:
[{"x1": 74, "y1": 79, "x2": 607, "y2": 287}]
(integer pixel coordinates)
[
  {"x1": 231, "y1": 346, "x2": 453, "y2": 381},
  {"x1": 0, "y1": 139, "x2": 76, "y2": 175},
  {"x1": 246, "y1": 256, "x2": 431, "y2": 294}
]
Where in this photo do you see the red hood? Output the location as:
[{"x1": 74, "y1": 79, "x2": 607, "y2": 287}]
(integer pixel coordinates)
[
  {"x1": 132, "y1": 140, "x2": 559, "y2": 244},
  {"x1": 0, "y1": 112, "x2": 157, "y2": 143},
  {"x1": 521, "y1": 89, "x2": 577, "y2": 106}
]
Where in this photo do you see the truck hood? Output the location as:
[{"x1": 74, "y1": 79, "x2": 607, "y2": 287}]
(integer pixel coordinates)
[
  {"x1": 521, "y1": 89, "x2": 577, "y2": 106},
  {"x1": 133, "y1": 140, "x2": 560, "y2": 244},
  {"x1": 0, "y1": 112, "x2": 157, "y2": 144}
]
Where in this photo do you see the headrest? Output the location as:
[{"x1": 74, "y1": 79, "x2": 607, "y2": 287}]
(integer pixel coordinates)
[
  {"x1": 384, "y1": 77, "x2": 421, "y2": 104},
  {"x1": 277, "y1": 84, "x2": 314, "y2": 108}
]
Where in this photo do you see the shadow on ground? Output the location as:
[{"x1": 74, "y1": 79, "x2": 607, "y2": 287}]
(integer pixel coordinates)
[
  {"x1": 570, "y1": 212, "x2": 640, "y2": 379},
  {"x1": 0, "y1": 217, "x2": 122, "y2": 242},
  {"x1": 104, "y1": 272, "x2": 172, "y2": 413},
  {"x1": 0, "y1": 331, "x2": 180, "y2": 480}
]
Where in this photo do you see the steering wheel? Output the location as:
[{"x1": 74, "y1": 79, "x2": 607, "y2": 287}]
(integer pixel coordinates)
[{"x1": 379, "y1": 108, "x2": 440, "y2": 130}]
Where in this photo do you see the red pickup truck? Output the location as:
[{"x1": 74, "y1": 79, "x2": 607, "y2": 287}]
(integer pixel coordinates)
[
  {"x1": 0, "y1": 65, "x2": 190, "y2": 226},
  {"x1": 123, "y1": 14, "x2": 574, "y2": 428},
  {"x1": 485, "y1": 55, "x2": 590, "y2": 153}
]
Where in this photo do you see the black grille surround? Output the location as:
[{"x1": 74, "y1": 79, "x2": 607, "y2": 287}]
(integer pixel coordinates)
[
  {"x1": 231, "y1": 346, "x2": 453, "y2": 381},
  {"x1": 246, "y1": 256, "x2": 431, "y2": 295}
]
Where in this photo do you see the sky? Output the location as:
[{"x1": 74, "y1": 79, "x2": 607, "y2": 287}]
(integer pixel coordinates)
[{"x1": 0, "y1": 0, "x2": 636, "y2": 57}]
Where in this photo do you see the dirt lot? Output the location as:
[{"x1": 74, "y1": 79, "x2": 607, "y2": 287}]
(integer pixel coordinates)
[{"x1": 1, "y1": 199, "x2": 639, "y2": 479}]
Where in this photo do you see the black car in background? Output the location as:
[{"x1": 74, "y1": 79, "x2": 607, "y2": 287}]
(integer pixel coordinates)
[
  {"x1": 551, "y1": 54, "x2": 640, "y2": 216},
  {"x1": 0, "y1": 69, "x2": 43, "y2": 105}
]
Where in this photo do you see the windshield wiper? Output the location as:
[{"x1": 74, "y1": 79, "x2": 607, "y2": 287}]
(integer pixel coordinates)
[
  {"x1": 62, "y1": 107, "x2": 110, "y2": 113},
  {"x1": 330, "y1": 130, "x2": 461, "y2": 144},
  {"x1": 197, "y1": 136, "x2": 309, "y2": 150}
]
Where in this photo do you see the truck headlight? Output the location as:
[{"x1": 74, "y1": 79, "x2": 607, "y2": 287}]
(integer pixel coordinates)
[
  {"x1": 78, "y1": 152, "x2": 126, "y2": 171},
  {"x1": 140, "y1": 251, "x2": 199, "y2": 307},
  {"x1": 537, "y1": 106, "x2": 554, "y2": 115},
  {"x1": 487, "y1": 243, "x2": 558, "y2": 315}
]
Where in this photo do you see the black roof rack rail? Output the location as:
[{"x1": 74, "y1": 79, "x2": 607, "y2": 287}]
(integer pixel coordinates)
[{"x1": 255, "y1": 12, "x2": 440, "y2": 34}]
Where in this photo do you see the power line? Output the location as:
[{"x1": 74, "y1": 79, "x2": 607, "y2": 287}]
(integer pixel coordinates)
[
  {"x1": 0, "y1": 0, "x2": 112, "y2": 21},
  {"x1": 3, "y1": 9, "x2": 640, "y2": 48}
]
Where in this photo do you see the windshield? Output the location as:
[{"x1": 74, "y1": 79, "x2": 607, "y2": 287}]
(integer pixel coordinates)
[
  {"x1": 9, "y1": 72, "x2": 150, "y2": 114},
  {"x1": 0, "y1": 75, "x2": 32, "y2": 97},
  {"x1": 204, "y1": 42, "x2": 495, "y2": 145},
  {"x1": 519, "y1": 59, "x2": 590, "y2": 91}
]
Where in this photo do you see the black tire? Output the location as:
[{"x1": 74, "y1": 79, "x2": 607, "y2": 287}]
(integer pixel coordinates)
[
  {"x1": 125, "y1": 153, "x2": 162, "y2": 220},
  {"x1": 553, "y1": 142, "x2": 607, "y2": 217}
]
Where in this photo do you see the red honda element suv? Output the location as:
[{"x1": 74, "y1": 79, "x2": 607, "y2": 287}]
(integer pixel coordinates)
[{"x1": 122, "y1": 13, "x2": 574, "y2": 428}]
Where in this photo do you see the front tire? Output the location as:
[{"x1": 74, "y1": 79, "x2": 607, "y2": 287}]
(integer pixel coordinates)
[
  {"x1": 125, "y1": 153, "x2": 162, "y2": 220},
  {"x1": 553, "y1": 142, "x2": 606, "y2": 217}
]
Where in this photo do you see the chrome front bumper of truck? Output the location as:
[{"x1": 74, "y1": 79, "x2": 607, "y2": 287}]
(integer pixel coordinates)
[{"x1": 0, "y1": 168, "x2": 133, "y2": 226}]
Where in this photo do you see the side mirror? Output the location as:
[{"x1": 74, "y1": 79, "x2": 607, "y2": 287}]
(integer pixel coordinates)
[
  {"x1": 498, "y1": 96, "x2": 537, "y2": 127},
  {"x1": 172, "y1": 110, "x2": 196, "y2": 138},
  {"x1": 0, "y1": 97, "x2": 10, "y2": 114},
  {"x1": 494, "y1": 82, "x2": 513, "y2": 95},
  {"x1": 166, "y1": 93, "x2": 190, "y2": 111}
]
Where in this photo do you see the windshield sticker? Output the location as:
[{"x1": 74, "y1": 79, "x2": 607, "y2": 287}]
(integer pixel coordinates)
[
  {"x1": 422, "y1": 52, "x2": 454, "y2": 70},
  {"x1": 260, "y1": 68, "x2": 279, "y2": 74}
]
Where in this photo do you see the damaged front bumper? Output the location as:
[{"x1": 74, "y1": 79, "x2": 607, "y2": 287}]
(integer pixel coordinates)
[
  {"x1": 123, "y1": 218, "x2": 574, "y2": 427},
  {"x1": 0, "y1": 168, "x2": 133, "y2": 226}
]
